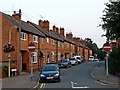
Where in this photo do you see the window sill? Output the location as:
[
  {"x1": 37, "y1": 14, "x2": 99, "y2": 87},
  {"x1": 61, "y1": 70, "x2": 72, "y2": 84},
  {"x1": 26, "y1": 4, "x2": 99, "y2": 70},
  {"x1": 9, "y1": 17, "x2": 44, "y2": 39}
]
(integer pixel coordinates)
[{"x1": 33, "y1": 62, "x2": 37, "y2": 64}]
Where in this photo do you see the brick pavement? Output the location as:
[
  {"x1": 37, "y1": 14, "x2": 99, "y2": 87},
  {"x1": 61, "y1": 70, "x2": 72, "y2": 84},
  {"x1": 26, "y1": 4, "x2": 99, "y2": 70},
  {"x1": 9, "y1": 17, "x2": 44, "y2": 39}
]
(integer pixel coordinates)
[
  {"x1": 1, "y1": 71, "x2": 40, "y2": 89},
  {"x1": 91, "y1": 61, "x2": 120, "y2": 87}
]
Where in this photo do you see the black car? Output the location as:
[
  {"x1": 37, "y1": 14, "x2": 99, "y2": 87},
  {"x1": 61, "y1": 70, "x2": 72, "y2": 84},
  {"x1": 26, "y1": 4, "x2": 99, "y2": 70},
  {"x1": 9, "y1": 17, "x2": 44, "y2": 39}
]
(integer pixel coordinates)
[
  {"x1": 58, "y1": 59, "x2": 71, "y2": 68},
  {"x1": 39, "y1": 64, "x2": 60, "y2": 82},
  {"x1": 46, "y1": 63, "x2": 59, "y2": 71}
]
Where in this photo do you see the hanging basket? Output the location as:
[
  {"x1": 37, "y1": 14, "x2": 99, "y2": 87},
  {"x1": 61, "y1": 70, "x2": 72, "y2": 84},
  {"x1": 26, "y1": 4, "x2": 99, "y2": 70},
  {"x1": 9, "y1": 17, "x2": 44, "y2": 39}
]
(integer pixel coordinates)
[{"x1": 3, "y1": 42, "x2": 15, "y2": 53}]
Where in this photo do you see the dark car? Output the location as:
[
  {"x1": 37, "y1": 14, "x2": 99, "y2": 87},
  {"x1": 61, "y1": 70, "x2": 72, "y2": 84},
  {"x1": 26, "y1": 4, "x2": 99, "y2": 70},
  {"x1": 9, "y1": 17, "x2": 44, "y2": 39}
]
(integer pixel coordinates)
[
  {"x1": 39, "y1": 64, "x2": 60, "y2": 82},
  {"x1": 46, "y1": 63, "x2": 59, "y2": 71},
  {"x1": 58, "y1": 59, "x2": 71, "y2": 68}
]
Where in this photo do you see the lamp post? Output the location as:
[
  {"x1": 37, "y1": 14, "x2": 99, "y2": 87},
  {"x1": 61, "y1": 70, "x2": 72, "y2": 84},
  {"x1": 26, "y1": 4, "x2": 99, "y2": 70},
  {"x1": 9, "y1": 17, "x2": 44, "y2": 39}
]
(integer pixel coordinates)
[{"x1": 8, "y1": 26, "x2": 17, "y2": 77}]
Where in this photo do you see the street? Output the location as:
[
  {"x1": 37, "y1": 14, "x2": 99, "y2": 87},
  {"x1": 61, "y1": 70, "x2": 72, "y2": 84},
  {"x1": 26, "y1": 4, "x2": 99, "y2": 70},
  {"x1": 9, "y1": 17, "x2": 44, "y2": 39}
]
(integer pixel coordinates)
[{"x1": 37, "y1": 61, "x2": 118, "y2": 89}]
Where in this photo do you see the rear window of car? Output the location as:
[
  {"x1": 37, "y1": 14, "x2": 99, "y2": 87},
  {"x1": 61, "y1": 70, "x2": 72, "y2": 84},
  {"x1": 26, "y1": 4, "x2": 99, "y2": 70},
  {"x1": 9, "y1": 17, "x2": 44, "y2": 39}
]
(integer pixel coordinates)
[
  {"x1": 61, "y1": 59, "x2": 68, "y2": 62},
  {"x1": 69, "y1": 58, "x2": 75, "y2": 60},
  {"x1": 42, "y1": 65, "x2": 57, "y2": 71},
  {"x1": 76, "y1": 57, "x2": 80, "y2": 59}
]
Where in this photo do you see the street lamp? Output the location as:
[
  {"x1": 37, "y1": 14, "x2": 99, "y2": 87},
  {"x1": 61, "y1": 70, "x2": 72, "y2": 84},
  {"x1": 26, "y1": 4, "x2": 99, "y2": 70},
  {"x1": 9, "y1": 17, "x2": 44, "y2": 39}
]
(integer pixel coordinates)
[{"x1": 8, "y1": 26, "x2": 17, "y2": 77}]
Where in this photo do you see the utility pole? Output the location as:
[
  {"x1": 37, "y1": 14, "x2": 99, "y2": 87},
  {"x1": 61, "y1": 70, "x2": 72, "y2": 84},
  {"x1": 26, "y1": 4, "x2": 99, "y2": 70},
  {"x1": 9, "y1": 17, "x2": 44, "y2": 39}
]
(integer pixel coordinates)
[{"x1": 18, "y1": 9, "x2": 21, "y2": 75}]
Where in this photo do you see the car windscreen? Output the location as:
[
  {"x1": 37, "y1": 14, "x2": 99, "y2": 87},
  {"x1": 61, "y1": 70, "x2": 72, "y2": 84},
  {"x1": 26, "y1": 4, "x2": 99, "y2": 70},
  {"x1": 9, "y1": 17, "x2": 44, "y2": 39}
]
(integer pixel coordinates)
[
  {"x1": 69, "y1": 58, "x2": 75, "y2": 60},
  {"x1": 42, "y1": 66, "x2": 57, "y2": 71},
  {"x1": 61, "y1": 59, "x2": 67, "y2": 62},
  {"x1": 76, "y1": 57, "x2": 80, "y2": 59}
]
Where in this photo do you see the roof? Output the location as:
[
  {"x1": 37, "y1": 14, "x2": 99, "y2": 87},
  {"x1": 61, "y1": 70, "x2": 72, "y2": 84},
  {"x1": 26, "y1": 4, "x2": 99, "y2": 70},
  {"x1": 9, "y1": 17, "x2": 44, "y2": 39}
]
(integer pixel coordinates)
[
  {"x1": 28, "y1": 21, "x2": 63, "y2": 41},
  {"x1": 1, "y1": 12, "x2": 45, "y2": 37},
  {"x1": 52, "y1": 30, "x2": 76, "y2": 44}
]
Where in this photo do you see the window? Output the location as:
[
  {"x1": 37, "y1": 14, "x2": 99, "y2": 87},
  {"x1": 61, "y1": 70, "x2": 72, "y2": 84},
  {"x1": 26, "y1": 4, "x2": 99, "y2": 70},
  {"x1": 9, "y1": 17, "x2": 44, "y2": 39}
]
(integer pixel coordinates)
[
  {"x1": 42, "y1": 38, "x2": 44, "y2": 44},
  {"x1": 43, "y1": 57, "x2": 45, "y2": 63},
  {"x1": 62, "y1": 42, "x2": 64, "y2": 48},
  {"x1": 58, "y1": 53, "x2": 61, "y2": 60},
  {"x1": 67, "y1": 43, "x2": 69, "y2": 48},
  {"x1": 33, "y1": 52, "x2": 37, "y2": 63},
  {"x1": 47, "y1": 38, "x2": 49, "y2": 44},
  {"x1": 58, "y1": 41, "x2": 60, "y2": 47},
  {"x1": 20, "y1": 32, "x2": 27, "y2": 40},
  {"x1": 52, "y1": 52, "x2": 55, "y2": 61},
  {"x1": 70, "y1": 44, "x2": 72, "y2": 49},
  {"x1": 52, "y1": 39, "x2": 55, "y2": 45},
  {"x1": 33, "y1": 35, "x2": 38, "y2": 43}
]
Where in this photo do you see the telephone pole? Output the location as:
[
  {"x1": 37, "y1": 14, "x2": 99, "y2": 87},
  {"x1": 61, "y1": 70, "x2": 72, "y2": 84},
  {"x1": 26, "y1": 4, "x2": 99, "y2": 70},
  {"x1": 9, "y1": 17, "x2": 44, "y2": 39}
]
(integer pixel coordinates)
[{"x1": 18, "y1": 9, "x2": 21, "y2": 75}]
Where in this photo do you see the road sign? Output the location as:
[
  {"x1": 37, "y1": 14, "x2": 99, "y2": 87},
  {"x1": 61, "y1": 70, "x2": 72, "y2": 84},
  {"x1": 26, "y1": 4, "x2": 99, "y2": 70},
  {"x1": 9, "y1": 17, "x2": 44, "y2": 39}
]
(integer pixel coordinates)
[
  {"x1": 103, "y1": 43, "x2": 111, "y2": 52},
  {"x1": 28, "y1": 43, "x2": 35, "y2": 52}
]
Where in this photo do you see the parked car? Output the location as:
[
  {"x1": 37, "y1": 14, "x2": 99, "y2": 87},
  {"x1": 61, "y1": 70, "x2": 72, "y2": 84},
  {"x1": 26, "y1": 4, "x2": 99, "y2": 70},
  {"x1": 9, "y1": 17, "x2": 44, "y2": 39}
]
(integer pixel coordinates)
[
  {"x1": 46, "y1": 63, "x2": 59, "y2": 71},
  {"x1": 89, "y1": 56, "x2": 94, "y2": 61},
  {"x1": 74, "y1": 56, "x2": 81, "y2": 64},
  {"x1": 81, "y1": 56, "x2": 85, "y2": 62},
  {"x1": 58, "y1": 59, "x2": 71, "y2": 68},
  {"x1": 39, "y1": 64, "x2": 60, "y2": 82},
  {"x1": 69, "y1": 57, "x2": 78, "y2": 65},
  {"x1": 94, "y1": 58, "x2": 99, "y2": 62}
]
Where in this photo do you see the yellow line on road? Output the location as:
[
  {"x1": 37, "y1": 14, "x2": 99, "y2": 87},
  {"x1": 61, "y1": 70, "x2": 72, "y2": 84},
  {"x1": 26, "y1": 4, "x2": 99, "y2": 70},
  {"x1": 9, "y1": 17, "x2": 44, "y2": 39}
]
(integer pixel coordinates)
[
  {"x1": 40, "y1": 83, "x2": 44, "y2": 88},
  {"x1": 95, "y1": 81, "x2": 108, "y2": 86},
  {"x1": 40, "y1": 83, "x2": 46, "y2": 89}
]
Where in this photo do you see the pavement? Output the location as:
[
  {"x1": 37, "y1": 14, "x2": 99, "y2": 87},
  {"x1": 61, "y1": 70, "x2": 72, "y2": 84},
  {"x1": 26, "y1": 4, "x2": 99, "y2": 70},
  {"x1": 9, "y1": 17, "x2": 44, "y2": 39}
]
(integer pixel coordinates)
[
  {"x1": 91, "y1": 61, "x2": 120, "y2": 87},
  {"x1": 1, "y1": 71, "x2": 40, "y2": 89}
]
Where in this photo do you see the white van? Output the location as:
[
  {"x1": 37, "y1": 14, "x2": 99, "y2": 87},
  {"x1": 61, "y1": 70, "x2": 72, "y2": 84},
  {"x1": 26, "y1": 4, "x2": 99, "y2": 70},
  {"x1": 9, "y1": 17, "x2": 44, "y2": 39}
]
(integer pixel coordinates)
[{"x1": 89, "y1": 56, "x2": 94, "y2": 61}]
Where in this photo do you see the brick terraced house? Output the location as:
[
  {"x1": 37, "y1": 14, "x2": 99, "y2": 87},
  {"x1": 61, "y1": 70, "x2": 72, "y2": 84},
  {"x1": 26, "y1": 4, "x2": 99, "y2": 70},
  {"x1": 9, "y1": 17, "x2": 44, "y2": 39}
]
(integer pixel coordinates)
[{"x1": 0, "y1": 11, "x2": 92, "y2": 77}]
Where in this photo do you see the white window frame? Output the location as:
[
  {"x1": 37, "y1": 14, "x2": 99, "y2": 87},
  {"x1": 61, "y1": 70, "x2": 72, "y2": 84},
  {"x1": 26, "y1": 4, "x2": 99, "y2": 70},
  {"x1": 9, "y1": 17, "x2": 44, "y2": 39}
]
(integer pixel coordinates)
[
  {"x1": 58, "y1": 41, "x2": 60, "y2": 47},
  {"x1": 58, "y1": 52, "x2": 61, "y2": 60},
  {"x1": 20, "y1": 32, "x2": 27, "y2": 40},
  {"x1": 47, "y1": 38, "x2": 49, "y2": 44},
  {"x1": 33, "y1": 35, "x2": 38, "y2": 43},
  {"x1": 33, "y1": 52, "x2": 37, "y2": 63},
  {"x1": 43, "y1": 56, "x2": 45, "y2": 63},
  {"x1": 67, "y1": 43, "x2": 69, "y2": 48},
  {"x1": 52, "y1": 39, "x2": 55, "y2": 45},
  {"x1": 62, "y1": 42, "x2": 64, "y2": 48},
  {"x1": 52, "y1": 52, "x2": 55, "y2": 61},
  {"x1": 42, "y1": 38, "x2": 44, "y2": 44}
]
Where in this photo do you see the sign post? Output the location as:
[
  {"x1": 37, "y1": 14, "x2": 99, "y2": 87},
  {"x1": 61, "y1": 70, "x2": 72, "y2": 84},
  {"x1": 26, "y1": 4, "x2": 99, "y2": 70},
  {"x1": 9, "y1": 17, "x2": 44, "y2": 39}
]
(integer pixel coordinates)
[
  {"x1": 103, "y1": 42, "x2": 111, "y2": 82},
  {"x1": 28, "y1": 43, "x2": 35, "y2": 81}
]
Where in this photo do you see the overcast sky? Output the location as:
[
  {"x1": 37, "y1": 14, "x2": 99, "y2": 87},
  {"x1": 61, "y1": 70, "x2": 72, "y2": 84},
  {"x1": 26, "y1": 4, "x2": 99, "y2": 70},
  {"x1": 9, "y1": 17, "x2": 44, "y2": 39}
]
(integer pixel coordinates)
[{"x1": 0, "y1": 0, "x2": 110, "y2": 48}]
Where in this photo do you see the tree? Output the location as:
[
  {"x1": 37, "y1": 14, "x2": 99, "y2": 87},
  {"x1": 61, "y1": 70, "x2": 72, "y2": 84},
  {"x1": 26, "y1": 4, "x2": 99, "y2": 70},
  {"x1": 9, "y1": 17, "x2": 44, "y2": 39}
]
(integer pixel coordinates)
[
  {"x1": 85, "y1": 38, "x2": 98, "y2": 56},
  {"x1": 100, "y1": 1, "x2": 120, "y2": 40}
]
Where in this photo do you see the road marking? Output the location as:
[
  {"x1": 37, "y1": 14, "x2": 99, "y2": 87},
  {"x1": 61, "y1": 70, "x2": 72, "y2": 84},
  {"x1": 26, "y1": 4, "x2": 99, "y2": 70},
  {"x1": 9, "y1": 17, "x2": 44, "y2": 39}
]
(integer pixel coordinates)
[
  {"x1": 40, "y1": 83, "x2": 46, "y2": 89},
  {"x1": 71, "y1": 81, "x2": 89, "y2": 88},
  {"x1": 95, "y1": 81, "x2": 108, "y2": 86}
]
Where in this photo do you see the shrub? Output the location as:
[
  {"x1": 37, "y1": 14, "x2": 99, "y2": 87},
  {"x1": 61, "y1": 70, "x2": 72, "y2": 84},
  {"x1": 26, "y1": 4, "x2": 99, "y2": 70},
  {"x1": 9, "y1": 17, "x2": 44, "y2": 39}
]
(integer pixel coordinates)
[{"x1": 109, "y1": 46, "x2": 120, "y2": 75}]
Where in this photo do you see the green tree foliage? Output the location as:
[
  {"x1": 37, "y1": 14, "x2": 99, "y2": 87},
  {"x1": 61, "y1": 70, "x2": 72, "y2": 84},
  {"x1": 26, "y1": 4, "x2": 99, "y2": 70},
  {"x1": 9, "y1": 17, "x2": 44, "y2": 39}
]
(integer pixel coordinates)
[
  {"x1": 97, "y1": 48, "x2": 106, "y2": 60},
  {"x1": 85, "y1": 38, "x2": 98, "y2": 56},
  {"x1": 109, "y1": 46, "x2": 120, "y2": 75},
  {"x1": 100, "y1": 1, "x2": 120, "y2": 40}
]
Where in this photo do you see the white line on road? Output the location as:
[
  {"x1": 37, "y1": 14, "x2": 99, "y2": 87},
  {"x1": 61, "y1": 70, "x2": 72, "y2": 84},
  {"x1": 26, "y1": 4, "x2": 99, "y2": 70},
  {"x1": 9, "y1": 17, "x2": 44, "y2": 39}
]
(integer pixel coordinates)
[{"x1": 71, "y1": 81, "x2": 89, "y2": 88}]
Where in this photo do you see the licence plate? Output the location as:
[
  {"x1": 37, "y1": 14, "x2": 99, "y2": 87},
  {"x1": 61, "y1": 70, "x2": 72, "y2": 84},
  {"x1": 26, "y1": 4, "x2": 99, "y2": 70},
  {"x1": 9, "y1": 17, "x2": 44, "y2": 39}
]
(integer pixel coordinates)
[{"x1": 47, "y1": 77, "x2": 53, "y2": 79}]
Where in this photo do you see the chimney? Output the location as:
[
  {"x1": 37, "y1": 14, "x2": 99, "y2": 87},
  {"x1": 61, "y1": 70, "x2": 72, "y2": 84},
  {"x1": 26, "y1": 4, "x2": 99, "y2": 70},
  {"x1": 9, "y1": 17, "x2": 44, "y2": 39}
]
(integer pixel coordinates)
[
  {"x1": 12, "y1": 11, "x2": 20, "y2": 21},
  {"x1": 56, "y1": 27, "x2": 59, "y2": 33},
  {"x1": 60, "y1": 28, "x2": 65, "y2": 37},
  {"x1": 74, "y1": 37, "x2": 80, "y2": 43},
  {"x1": 43, "y1": 20, "x2": 49, "y2": 32},
  {"x1": 53, "y1": 25, "x2": 57, "y2": 32},
  {"x1": 39, "y1": 20, "x2": 44, "y2": 27},
  {"x1": 66, "y1": 32, "x2": 73, "y2": 41},
  {"x1": 38, "y1": 20, "x2": 50, "y2": 32}
]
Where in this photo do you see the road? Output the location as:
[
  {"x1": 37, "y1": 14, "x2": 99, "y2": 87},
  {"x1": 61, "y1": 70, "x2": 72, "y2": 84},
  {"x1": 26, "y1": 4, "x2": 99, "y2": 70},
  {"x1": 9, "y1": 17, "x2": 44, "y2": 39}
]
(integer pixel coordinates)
[{"x1": 37, "y1": 61, "x2": 118, "y2": 89}]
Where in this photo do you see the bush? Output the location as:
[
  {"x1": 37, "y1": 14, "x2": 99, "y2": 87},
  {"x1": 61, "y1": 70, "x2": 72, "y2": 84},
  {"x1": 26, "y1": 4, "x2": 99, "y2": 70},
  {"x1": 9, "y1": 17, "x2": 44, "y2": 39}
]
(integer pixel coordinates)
[{"x1": 109, "y1": 47, "x2": 120, "y2": 75}]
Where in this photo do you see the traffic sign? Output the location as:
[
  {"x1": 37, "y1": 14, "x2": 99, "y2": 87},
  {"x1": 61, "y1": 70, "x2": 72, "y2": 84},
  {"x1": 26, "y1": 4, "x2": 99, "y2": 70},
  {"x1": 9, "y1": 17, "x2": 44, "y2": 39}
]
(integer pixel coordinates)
[
  {"x1": 28, "y1": 43, "x2": 35, "y2": 52},
  {"x1": 103, "y1": 43, "x2": 111, "y2": 52}
]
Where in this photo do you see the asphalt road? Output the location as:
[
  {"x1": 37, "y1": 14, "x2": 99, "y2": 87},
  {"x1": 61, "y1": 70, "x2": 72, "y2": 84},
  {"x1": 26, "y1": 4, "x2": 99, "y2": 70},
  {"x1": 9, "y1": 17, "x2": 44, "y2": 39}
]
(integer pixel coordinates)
[{"x1": 38, "y1": 61, "x2": 118, "y2": 89}]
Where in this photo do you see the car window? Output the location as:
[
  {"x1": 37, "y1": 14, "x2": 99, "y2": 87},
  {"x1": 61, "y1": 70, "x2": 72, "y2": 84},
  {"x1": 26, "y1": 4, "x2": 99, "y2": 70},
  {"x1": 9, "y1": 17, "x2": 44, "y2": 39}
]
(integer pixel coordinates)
[
  {"x1": 69, "y1": 58, "x2": 75, "y2": 60},
  {"x1": 76, "y1": 57, "x2": 80, "y2": 59},
  {"x1": 61, "y1": 59, "x2": 67, "y2": 62},
  {"x1": 42, "y1": 66, "x2": 57, "y2": 71}
]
